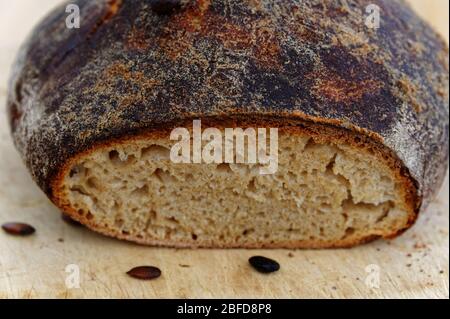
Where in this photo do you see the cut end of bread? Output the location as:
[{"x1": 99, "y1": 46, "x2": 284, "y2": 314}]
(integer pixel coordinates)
[{"x1": 53, "y1": 125, "x2": 416, "y2": 248}]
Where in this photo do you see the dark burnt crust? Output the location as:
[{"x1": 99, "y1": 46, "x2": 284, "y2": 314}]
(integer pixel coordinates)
[
  {"x1": 7, "y1": 0, "x2": 449, "y2": 233},
  {"x1": 50, "y1": 118, "x2": 417, "y2": 248}
]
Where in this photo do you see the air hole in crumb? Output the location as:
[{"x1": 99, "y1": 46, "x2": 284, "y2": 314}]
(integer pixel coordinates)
[
  {"x1": 86, "y1": 212, "x2": 94, "y2": 220},
  {"x1": 112, "y1": 201, "x2": 120, "y2": 211},
  {"x1": 109, "y1": 150, "x2": 136, "y2": 166},
  {"x1": 131, "y1": 184, "x2": 149, "y2": 197},
  {"x1": 286, "y1": 171, "x2": 296, "y2": 181},
  {"x1": 325, "y1": 154, "x2": 337, "y2": 173},
  {"x1": 86, "y1": 177, "x2": 99, "y2": 189},
  {"x1": 247, "y1": 178, "x2": 257, "y2": 192},
  {"x1": 127, "y1": 154, "x2": 137, "y2": 164},
  {"x1": 345, "y1": 227, "x2": 355, "y2": 237},
  {"x1": 153, "y1": 168, "x2": 175, "y2": 183},
  {"x1": 166, "y1": 216, "x2": 180, "y2": 224},
  {"x1": 376, "y1": 205, "x2": 391, "y2": 223},
  {"x1": 216, "y1": 163, "x2": 232, "y2": 173},
  {"x1": 115, "y1": 218, "x2": 124, "y2": 228},
  {"x1": 153, "y1": 168, "x2": 165, "y2": 183},
  {"x1": 69, "y1": 167, "x2": 79, "y2": 178},
  {"x1": 70, "y1": 186, "x2": 89, "y2": 196},
  {"x1": 109, "y1": 150, "x2": 120, "y2": 162},
  {"x1": 191, "y1": 233, "x2": 198, "y2": 240},
  {"x1": 303, "y1": 137, "x2": 316, "y2": 150}
]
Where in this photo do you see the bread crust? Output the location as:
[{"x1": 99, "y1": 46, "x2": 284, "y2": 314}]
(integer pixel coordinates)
[{"x1": 7, "y1": 0, "x2": 448, "y2": 247}]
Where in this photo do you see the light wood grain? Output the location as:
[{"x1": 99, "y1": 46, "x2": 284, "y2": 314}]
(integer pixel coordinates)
[{"x1": 0, "y1": 0, "x2": 448, "y2": 299}]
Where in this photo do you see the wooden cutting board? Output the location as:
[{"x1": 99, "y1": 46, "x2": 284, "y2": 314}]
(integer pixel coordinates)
[{"x1": 0, "y1": 0, "x2": 448, "y2": 298}]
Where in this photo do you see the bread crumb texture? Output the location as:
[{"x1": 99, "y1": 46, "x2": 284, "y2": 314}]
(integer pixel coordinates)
[{"x1": 60, "y1": 131, "x2": 410, "y2": 248}]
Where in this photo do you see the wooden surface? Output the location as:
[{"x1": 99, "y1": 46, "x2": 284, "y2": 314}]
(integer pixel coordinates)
[{"x1": 0, "y1": 0, "x2": 448, "y2": 299}]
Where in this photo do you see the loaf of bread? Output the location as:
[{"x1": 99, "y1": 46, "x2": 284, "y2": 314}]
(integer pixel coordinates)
[{"x1": 7, "y1": 0, "x2": 449, "y2": 248}]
